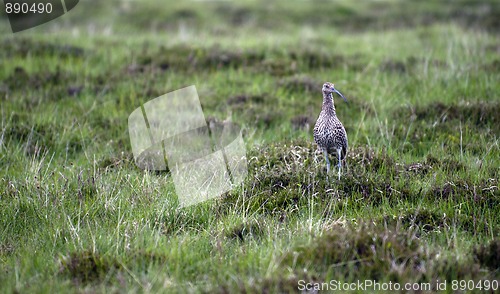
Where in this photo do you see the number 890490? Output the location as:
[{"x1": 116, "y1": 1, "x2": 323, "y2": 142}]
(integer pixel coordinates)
[{"x1": 5, "y1": 2, "x2": 53, "y2": 14}]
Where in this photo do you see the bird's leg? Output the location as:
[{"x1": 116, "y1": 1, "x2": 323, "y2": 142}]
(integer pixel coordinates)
[
  {"x1": 323, "y1": 149, "x2": 330, "y2": 174},
  {"x1": 337, "y1": 148, "x2": 342, "y2": 180}
]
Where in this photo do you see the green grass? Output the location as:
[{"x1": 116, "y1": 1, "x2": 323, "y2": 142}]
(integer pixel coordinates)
[{"x1": 0, "y1": 0, "x2": 499, "y2": 293}]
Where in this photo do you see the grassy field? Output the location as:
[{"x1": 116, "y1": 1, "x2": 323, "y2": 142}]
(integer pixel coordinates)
[{"x1": 0, "y1": 0, "x2": 499, "y2": 293}]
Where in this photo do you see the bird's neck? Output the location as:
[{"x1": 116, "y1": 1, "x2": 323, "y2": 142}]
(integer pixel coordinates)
[{"x1": 322, "y1": 92, "x2": 336, "y2": 115}]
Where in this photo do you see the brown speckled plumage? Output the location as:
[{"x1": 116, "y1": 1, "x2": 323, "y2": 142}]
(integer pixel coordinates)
[{"x1": 313, "y1": 82, "x2": 348, "y2": 179}]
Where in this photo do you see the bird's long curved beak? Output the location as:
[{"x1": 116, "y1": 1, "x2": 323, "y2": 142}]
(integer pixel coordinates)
[{"x1": 333, "y1": 88, "x2": 348, "y2": 103}]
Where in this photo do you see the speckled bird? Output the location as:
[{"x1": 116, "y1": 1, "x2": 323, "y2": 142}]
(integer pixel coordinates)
[{"x1": 313, "y1": 82, "x2": 348, "y2": 180}]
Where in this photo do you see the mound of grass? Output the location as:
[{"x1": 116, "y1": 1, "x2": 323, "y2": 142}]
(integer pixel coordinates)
[{"x1": 283, "y1": 222, "x2": 430, "y2": 281}]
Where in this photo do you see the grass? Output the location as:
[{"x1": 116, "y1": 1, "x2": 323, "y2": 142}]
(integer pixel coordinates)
[{"x1": 0, "y1": 0, "x2": 499, "y2": 293}]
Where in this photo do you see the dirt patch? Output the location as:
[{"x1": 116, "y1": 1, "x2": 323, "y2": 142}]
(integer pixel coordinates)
[
  {"x1": 400, "y1": 162, "x2": 433, "y2": 176},
  {"x1": 59, "y1": 250, "x2": 120, "y2": 284},
  {"x1": 2, "y1": 66, "x2": 78, "y2": 101},
  {"x1": 432, "y1": 182, "x2": 458, "y2": 199},
  {"x1": 278, "y1": 76, "x2": 321, "y2": 93},
  {"x1": 129, "y1": 250, "x2": 168, "y2": 265},
  {"x1": 486, "y1": 44, "x2": 500, "y2": 54},
  {"x1": 258, "y1": 59, "x2": 297, "y2": 76},
  {"x1": 67, "y1": 85, "x2": 84, "y2": 96},
  {"x1": 1, "y1": 38, "x2": 85, "y2": 59},
  {"x1": 133, "y1": 46, "x2": 266, "y2": 73},
  {"x1": 227, "y1": 94, "x2": 266, "y2": 105},
  {"x1": 99, "y1": 153, "x2": 134, "y2": 170},
  {"x1": 0, "y1": 243, "x2": 15, "y2": 255},
  {"x1": 406, "y1": 56, "x2": 449, "y2": 70},
  {"x1": 231, "y1": 105, "x2": 283, "y2": 129},
  {"x1": 224, "y1": 219, "x2": 264, "y2": 242},
  {"x1": 5, "y1": 122, "x2": 56, "y2": 156},
  {"x1": 408, "y1": 56, "x2": 448, "y2": 68},
  {"x1": 482, "y1": 59, "x2": 500, "y2": 73},
  {"x1": 290, "y1": 115, "x2": 314, "y2": 130},
  {"x1": 425, "y1": 155, "x2": 466, "y2": 173},
  {"x1": 227, "y1": 94, "x2": 284, "y2": 129},
  {"x1": 343, "y1": 95, "x2": 375, "y2": 117},
  {"x1": 172, "y1": 8, "x2": 199, "y2": 20},
  {"x1": 473, "y1": 239, "x2": 500, "y2": 270},
  {"x1": 289, "y1": 50, "x2": 364, "y2": 70},
  {"x1": 132, "y1": 46, "x2": 366, "y2": 75},
  {"x1": 415, "y1": 102, "x2": 499, "y2": 125},
  {"x1": 380, "y1": 57, "x2": 448, "y2": 74},
  {"x1": 348, "y1": 147, "x2": 397, "y2": 175},
  {"x1": 399, "y1": 209, "x2": 447, "y2": 232},
  {"x1": 159, "y1": 207, "x2": 214, "y2": 236},
  {"x1": 199, "y1": 48, "x2": 265, "y2": 69},
  {"x1": 339, "y1": 176, "x2": 406, "y2": 204},
  {"x1": 76, "y1": 171, "x2": 98, "y2": 200},
  {"x1": 215, "y1": 5, "x2": 254, "y2": 26},
  {"x1": 380, "y1": 60, "x2": 407, "y2": 73},
  {"x1": 0, "y1": 178, "x2": 19, "y2": 199}
]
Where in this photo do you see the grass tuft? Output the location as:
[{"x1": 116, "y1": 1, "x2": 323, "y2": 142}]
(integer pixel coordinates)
[
  {"x1": 58, "y1": 250, "x2": 120, "y2": 284},
  {"x1": 473, "y1": 239, "x2": 500, "y2": 271}
]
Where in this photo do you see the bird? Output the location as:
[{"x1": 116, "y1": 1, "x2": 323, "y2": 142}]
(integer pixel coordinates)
[{"x1": 313, "y1": 82, "x2": 348, "y2": 180}]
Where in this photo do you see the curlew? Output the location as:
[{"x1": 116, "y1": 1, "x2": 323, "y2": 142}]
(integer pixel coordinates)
[{"x1": 313, "y1": 82, "x2": 348, "y2": 180}]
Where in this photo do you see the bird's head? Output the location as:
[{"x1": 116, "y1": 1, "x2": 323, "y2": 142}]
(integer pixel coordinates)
[{"x1": 322, "y1": 82, "x2": 347, "y2": 102}]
